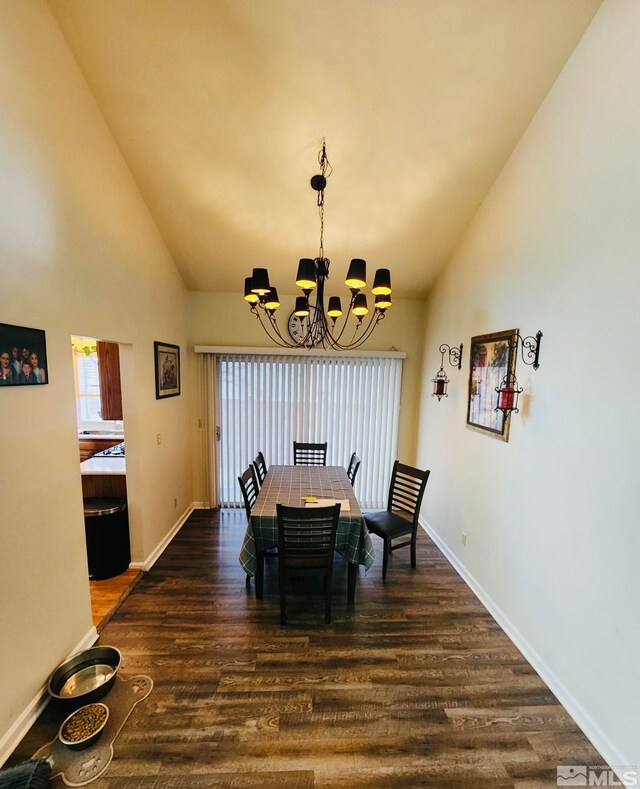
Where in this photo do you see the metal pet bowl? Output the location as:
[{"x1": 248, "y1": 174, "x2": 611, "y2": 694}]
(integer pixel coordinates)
[
  {"x1": 58, "y1": 702, "x2": 109, "y2": 750},
  {"x1": 47, "y1": 646, "x2": 121, "y2": 705}
]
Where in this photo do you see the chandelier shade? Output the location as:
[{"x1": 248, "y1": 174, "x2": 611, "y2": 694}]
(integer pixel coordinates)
[
  {"x1": 375, "y1": 294, "x2": 392, "y2": 310},
  {"x1": 250, "y1": 267, "x2": 270, "y2": 295},
  {"x1": 244, "y1": 277, "x2": 259, "y2": 304},
  {"x1": 242, "y1": 141, "x2": 393, "y2": 350},
  {"x1": 372, "y1": 268, "x2": 392, "y2": 295},
  {"x1": 295, "y1": 258, "x2": 317, "y2": 290},
  {"x1": 345, "y1": 259, "x2": 367, "y2": 289},
  {"x1": 327, "y1": 296, "x2": 342, "y2": 318},
  {"x1": 352, "y1": 293, "x2": 369, "y2": 316},
  {"x1": 264, "y1": 288, "x2": 280, "y2": 311},
  {"x1": 294, "y1": 296, "x2": 309, "y2": 316}
]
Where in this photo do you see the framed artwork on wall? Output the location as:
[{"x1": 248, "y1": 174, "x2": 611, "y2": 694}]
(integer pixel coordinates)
[
  {"x1": 466, "y1": 329, "x2": 517, "y2": 442},
  {"x1": 0, "y1": 322, "x2": 49, "y2": 388},
  {"x1": 154, "y1": 341, "x2": 180, "y2": 399}
]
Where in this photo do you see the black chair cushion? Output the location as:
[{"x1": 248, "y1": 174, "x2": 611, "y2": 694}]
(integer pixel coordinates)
[{"x1": 364, "y1": 509, "x2": 414, "y2": 539}]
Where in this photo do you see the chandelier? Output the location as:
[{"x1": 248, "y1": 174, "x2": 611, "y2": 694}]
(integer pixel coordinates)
[{"x1": 243, "y1": 141, "x2": 392, "y2": 350}]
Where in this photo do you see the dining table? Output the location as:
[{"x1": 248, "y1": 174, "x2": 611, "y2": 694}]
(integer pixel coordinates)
[{"x1": 239, "y1": 465, "x2": 375, "y2": 600}]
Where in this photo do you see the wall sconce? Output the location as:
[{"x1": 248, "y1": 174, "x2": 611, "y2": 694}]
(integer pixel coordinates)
[
  {"x1": 432, "y1": 343, "x2": 463, "y2": 401},
  {"x1": 495, "y1": 330, "x2": 543, "y2": 416}
]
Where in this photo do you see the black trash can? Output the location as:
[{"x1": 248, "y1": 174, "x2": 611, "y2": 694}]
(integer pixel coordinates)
[{"x1": 83, "y1": 497, "x2": 131, "y2": 580}]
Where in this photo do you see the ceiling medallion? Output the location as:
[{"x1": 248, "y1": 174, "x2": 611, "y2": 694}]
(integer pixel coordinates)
[{"x1": 243, "y1": 141, "x2": 393, "y2": 350}]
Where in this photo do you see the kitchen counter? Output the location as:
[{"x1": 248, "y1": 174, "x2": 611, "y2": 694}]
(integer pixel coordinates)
[
  {"x1": 78, "y1": 432, "x2": 125, "y2": 440},
  {"x1": 80, "y1": 456, "x2": 126, "y2": 475}
]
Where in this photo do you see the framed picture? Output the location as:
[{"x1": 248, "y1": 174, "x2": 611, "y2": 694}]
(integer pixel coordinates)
[
  {"x1": 154, "y1": 341, "x2": 180, "y2": 399},
  {"x1": 466, "y1": 329, "x2": 517, "y2": 442},
  {"x1": 0, "y1": 322, "x2": 49, "y2": 388}
]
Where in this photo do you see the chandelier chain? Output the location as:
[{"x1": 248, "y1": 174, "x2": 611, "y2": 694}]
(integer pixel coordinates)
[
  {"x1": 317, "y1": 139, "x2": 331, "y2": 260},
  {"x1": 319, "y1": 195, "x2": 324, "y2": 260}
]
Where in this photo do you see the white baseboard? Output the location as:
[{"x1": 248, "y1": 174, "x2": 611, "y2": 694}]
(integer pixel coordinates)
[
  {"x1": 419, "y1": 517, "x2": 629, "y2": 778},
  {"x1": 129, "y1": 502, "x2": 196, "y2": 572},
  {"x1": 0, "y1": 626, "x2": 98, "y2": 768}
]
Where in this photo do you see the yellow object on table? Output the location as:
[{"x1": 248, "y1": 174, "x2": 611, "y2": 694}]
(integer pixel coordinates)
[{"x1": 305, "y1": 498, "x2": 351, "y2": 512}]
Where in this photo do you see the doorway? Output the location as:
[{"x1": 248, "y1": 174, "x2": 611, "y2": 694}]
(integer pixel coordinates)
[{"x1": 71, "y1": 336, "x2": 139, "y2": 628}]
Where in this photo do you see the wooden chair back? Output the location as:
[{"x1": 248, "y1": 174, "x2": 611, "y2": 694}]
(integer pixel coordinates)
[
  {"x1": 253, "y1": 451, "x2": 267, "y2": 487},
  {"x1": 276, "y1": 503, "x2": 340, "y2": 624},
  {"x1": 346, "y1": 452, "x2": 361, "y2": 487},
  {"x1": 238, "y1": 465, "x2": 259, "y2": 524},
  {"x1": 387, "y1": 461, "x2": 430, "y2": 525},
  {"x1": 293, "y1": 441, "x2": 328, "y2": 466}
]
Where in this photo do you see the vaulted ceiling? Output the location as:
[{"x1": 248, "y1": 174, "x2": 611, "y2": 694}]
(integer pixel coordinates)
[{"x1": 49, "y1": 0, "x2": 601, "y2": 297}]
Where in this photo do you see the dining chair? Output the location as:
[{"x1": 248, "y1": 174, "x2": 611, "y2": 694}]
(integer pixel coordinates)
[
  {"x1": 346, "y1": 452, "x2": 361, "y2": 487},
  {"x1": 276, "y1": 503, "x2": 340, "y2": 625},
  {"x1": 238, "y1": 465, "x2": 260, "y2": 588},
  {"x1": 293, "y1": 441, "x2": 328, "y2": 466},
  {"x1": 253, "y1": 451, "x2": 267, "y2": 488},
  {"x1": 364, "y1": 461, "x2": 430, "y2": 581},
  {"x1": 238, "y1": 465, "x2": 259, "y2": 522}
]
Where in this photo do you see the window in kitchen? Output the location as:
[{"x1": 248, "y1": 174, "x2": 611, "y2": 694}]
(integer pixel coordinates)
[
  {"x1": 72, "y1": 337, "x2": 101, "y2": 424},
  {"x1": 71, "y1": 336, "x2": 123, "y2": 431}
]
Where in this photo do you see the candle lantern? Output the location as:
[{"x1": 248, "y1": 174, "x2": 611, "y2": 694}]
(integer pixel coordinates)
[
  {"x1": 432, "y1": 366, "x2": 450, "y2": 401},
  {"x1": 431, "y1": 343, "x2": 463, "y2": 401},
  {"x1": 495, "y1": 373, "x2": 523, "y2": 416},
  {"x1": 494, "y1": 329, "x2": 543, "y2": 418}
]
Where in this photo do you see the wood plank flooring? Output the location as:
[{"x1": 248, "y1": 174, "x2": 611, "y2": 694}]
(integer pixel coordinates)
[
  {"x1": 10, "y1": 508, "x2": 605, "y2": 787},
  {"x1": 90, "y1": 568, "x2": 142, "y2": 629}
]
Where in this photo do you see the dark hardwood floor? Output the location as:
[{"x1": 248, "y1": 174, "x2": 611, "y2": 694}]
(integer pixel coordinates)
[{"x1": 11, "y1": 508, "x2": 604, "y2": 787}]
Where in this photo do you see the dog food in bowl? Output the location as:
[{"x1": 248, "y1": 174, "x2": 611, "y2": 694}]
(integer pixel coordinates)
[{"x1": 59, "y1": 703, "x2": 109, "y2": 750}]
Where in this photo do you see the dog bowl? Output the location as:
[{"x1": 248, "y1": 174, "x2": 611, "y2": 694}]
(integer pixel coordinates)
[
  {"x1": 58, "y1": 702, "x2": 109, "y2": 750},
  {"x1": 47, "y1": 646, "x2": 121, "y2": 704}
]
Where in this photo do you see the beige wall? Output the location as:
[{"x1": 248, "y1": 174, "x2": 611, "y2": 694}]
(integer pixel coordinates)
[
  {"x1": 187, "y1": 291, "x2": 425, "y2": 502},
  {"x1": 0, "y1": 1, "x2": 191, "y2": 756},
  {"x1": 415, "y1": 0, "x2": 639, "y2": 768}
]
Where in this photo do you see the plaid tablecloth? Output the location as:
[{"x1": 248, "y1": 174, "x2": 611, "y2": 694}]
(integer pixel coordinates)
[{"x1": 239, "y1": 465, "x2": 375, "y2": 575}]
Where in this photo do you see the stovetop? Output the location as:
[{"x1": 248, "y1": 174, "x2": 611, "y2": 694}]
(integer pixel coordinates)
[{"x1": 94, "y1": 441, "x2": 125, "y2": 457}]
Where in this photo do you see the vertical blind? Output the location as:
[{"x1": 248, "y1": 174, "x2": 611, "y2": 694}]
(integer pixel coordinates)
[{"x1": 217, "y1": 353, "x2": 403, "y2": 508}]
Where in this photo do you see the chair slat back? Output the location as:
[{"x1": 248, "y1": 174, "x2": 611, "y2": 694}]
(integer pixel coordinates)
[
  {"x1": 238, "y1": 465, "x2": 259, "y2": 523},
  {"x1": 346, "y1": 452, "x2": 361, "y2": 486},
  {"x1": 253, "y1": 451, "x2": 267, "y2": 486},
  {"x1": 276, "y1": 504, "x2": 340, "y2": 568},
  {"x1": 387, "y1": 461, "x2": 430, "y2": 524},
  {"x1": 293, "y1": 441, "x2": 328, "y2": 466}
]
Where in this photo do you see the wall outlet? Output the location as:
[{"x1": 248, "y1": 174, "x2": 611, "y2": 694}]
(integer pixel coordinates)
[
  {"x1": 156, "y1": 433, "x2": 162, "y2": 445},
  {"x1": 461, "y1": 532, "x2": 467, "y2": 546},
  {"x1": 173, "y1": 497, "x2": 178, "y2": 509}
]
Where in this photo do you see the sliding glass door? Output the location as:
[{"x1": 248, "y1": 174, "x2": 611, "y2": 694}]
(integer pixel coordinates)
[{"x1": 217, "y1": 353, "x2": 402, "y2": 508}]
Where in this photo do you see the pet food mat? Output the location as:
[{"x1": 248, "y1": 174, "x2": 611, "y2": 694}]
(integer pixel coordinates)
[{"x1": 32, "y1": 674, "x2": 153, "y2": 787}]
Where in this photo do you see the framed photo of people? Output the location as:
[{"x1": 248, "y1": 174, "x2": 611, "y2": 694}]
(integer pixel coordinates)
[
  {"x1": 154, "y1": 341, "x2": 180, "y2": 399},
  {"x1": 0, "y1": 322, "x2": 49, "y2": 388},
  {"x1": 466, "y1": 329, "x2": 517, "y2": 442}
]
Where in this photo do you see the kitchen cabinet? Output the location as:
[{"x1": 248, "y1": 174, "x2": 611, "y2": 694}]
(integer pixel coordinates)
[
  {"x1": 80, "y1": 454, "x2": 127, "y2": 498},
  {"x1": 97, "y1": 340, "x2": 123, "y2": 421},
  {"x1": 81, "y1": 474, "x2": 127, "y2": 499}
]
